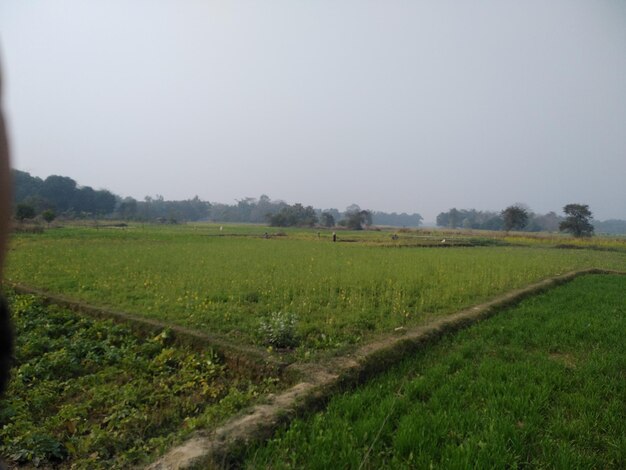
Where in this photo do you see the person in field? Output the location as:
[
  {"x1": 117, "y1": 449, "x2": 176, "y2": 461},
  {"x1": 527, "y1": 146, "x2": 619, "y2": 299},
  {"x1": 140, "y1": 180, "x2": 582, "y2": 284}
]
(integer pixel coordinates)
[{"x1": 0, "y1": 63, "x2": 13, "y2": 396}]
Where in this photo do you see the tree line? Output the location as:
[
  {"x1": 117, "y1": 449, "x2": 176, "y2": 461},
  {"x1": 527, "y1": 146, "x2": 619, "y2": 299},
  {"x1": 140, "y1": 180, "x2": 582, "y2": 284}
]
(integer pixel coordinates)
[
  {"x1": 11, "y1": 170, "x2": 423, "y2": 228},
  {"x1": 437, "y1": 204, "x2": 595, "y2": 237},
  {"x1": 13, "y1": 171, "x2": 116, "y2": 221},
  {"x1": 436, "y1": 207, "x2": 560, "y2": 232},
  {"x1": 12, "y1": 170, "x2": 623, "y2": 235}
]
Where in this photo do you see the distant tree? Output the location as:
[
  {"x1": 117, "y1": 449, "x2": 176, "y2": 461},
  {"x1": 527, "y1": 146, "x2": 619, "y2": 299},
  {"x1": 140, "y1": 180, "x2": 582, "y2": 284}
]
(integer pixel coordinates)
[
  {"x1": 41, "y1": 209, "x2": 56, "y2": 225},
  {"x1": 523, "y1": 215, "x2": 543, "y2": 232},
  {"x1": 437, "y1": 208, "x2": 501, "y2": 230},
  {"x1": 73, "y1": 186, "x2": 96, "y2": 213},
  {"x1": 117, "y1": 197, "x2": 138, "y2": 220},
  {"x1": 481, "y1": 215, "x2": 504, "y2": 231},
  {"x1": 560, "y1": 204, "x2": 594, "y2": 237},
  {"x1": 209, "y1": 195, "x2": 286, "y2": 223},
  {"x1": 268, "y1": 203, "x2": 318, "y2": 227},
  {"x1": 40, "y1": 175, "x2": 78, "y2": 212},
  {"x1": 594, "y1": 219, "x2": 626, "y2": 235},
  {"x1": 22, "y1": 195, "x2": 52, "y2": 214},
  {"x1": 15, "y1": 203, "x2": 36, "y2": 222},
  {"x1": 448, "y1": 208, "x2": 461, "y2": 228},
  {"x1": 501, "y1": 205, "x2": 529, "y2": 232},
  {"x1": 320, "y1": 208, "x2": 341, "y2": 224},
  {"x1": 436, "y1": 211, "x2": 449, "y2": 228},
  {"x1": 371, "y1": 211, "x2": 422, "y2": 227},
  {"x1": 236, "y1": 197, "x2": 255, "y2": 221},
  {"x1": 12, "y1": 170, "x2": 44, "y2": 203},
  {"x1": 342, "y1": 209, "x2": 372, "y2": 230},
  {"x1": 251, "y1": 195, "x2": 277, "y2": 222},
  {"x1": 345, "y1": 203, "x2": 361, "y2": 213},
  {"x1": 532, "y1": 211, "x2": 562, "y2": 232},
  {"x1": 320, "y1": 212, "x2": 335, "y2": 228},
  {"x1": 93, "y1": 190, "x2": 116, "y2": 215}
]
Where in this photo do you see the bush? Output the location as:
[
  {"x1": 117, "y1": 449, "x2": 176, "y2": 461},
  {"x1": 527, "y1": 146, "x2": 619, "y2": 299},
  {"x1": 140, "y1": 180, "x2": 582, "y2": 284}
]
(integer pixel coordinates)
[{"x1": 259, "y1": 312, "x2": 299, "y2": 349}]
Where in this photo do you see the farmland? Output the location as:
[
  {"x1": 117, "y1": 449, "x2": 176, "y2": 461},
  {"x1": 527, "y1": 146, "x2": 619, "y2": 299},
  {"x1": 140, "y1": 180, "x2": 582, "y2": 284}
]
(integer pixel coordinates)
[
  {"x1": 6, "y1": 224, "x2": 626, "y2": 353},
  {"x1": 0, "y1": 292, "x2": 275, "y2": 469},
  {"x1": 4, "y1": 223, "x2": 626, "y2": 467},
  {"x1": 245, "y1": 274, "x2": 626, "y2": 469}
]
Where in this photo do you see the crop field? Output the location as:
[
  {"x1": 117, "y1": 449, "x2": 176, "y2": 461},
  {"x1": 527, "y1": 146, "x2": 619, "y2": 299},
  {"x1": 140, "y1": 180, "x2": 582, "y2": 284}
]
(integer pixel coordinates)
[
  {"x1": 0, "y1": 292, "x2": 275, "y2": 469},
  {"x1": 6, "y1": 225, "x2": 626, "y2": 353},
  {"x1": 245, "y1": 274, "x2": 626, "y2": 469},
  {"x1": 4, "y1": 224, "x2": 626, "y2": 467}
]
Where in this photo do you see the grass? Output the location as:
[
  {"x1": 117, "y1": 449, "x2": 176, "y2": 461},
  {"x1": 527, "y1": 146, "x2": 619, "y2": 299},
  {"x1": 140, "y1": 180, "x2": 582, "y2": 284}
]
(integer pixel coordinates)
[
  {"x1": 244, "y1": 274, "x2": 626, "y2": 469},
  {"x1": 0, "y1": 292, "x2": 276, "y2": 469},
  {"x1": 6, "y1": 225, "x2": 626, "y2": 352}
]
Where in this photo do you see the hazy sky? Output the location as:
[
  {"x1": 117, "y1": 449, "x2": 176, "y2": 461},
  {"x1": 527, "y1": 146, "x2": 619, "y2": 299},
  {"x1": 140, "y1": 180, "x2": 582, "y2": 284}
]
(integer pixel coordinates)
[{"x1": 1, "y1": 1, "x2": 625, "y2": 221}]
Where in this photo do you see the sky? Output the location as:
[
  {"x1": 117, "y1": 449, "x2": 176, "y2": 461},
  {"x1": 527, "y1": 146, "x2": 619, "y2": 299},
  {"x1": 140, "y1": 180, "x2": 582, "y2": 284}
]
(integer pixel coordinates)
[{"x1": 0, "y1": 0, "x2": 625, "y2": 222}]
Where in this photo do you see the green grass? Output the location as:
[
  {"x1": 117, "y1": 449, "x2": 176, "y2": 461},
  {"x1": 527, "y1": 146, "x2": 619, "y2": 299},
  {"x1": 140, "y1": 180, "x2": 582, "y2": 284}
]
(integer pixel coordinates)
[
  {"x1": 0, "y1": 293, "x2": 276, "y2": 469},
  {"x1": 244, "y1": 275, "x2": 626, "y2": 469},
  {"x1": 7, "y1": 225, "x2": 626, "y2": 351}
]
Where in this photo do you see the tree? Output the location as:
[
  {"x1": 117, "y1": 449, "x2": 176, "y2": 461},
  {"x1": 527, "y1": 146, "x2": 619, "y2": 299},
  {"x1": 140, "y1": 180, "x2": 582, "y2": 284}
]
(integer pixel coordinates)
[
  {"x1": 448, "y1": 208, "x2": 461, "y2": 228},
  {"x1": 40, "y1": 175, "x2": 77, "y2": 212},
  {"x1": 482, "y1": 215, "x2": 504, "y2": 231},
  {"x1": 12, "y1": 169, "x2": 44, "y2": 203},
  {"x1": 320, "y1": 212, "x2": 335, "y2": 228},
  {"x1": 371, "y1": 211, "x2": 422, "y2": 227},
  {"x1": 117, "y1": 197, "x2": 138, "y2": 220},
  {"x1": 268, "y1": 203, "x2": 318, "y2": 227},
  {"x1": 342, "y1": 209, "x2": 372, "y2": 230},
  {"x1": 73, "y1": 186, "x2": 96, "y2": 213},
  {"x1": 15, "y1": 203, "x2": 36, "y2": 222},
  {"x1": 559, "y1": 204, "x2": 594, "y2": 237},
  {"x1": 501, "y1": 205, "x2": 529, "y2": 232},
  {"x1": 532, "y1": 211, "x2": 562, "y2": 232},
  {"x1": 437, "y1": 208, "x2": 503, "y2": 230},
  {"x1": 41, "y1": 209, "x2": 56, "y2": 225},
  {"x1": 93, "y1": 190, "x2": 116, "y2": 215},
  {"x1": 594, "y1": 219, "x2": 626, "y2": 235}
]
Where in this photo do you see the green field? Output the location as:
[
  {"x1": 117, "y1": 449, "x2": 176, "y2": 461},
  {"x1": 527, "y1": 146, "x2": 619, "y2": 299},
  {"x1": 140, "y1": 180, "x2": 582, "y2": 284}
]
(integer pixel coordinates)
[
  {"x1": 0, "y1": 292, "x2": 274, "y2": 469},
  {"x1": 6, "y1": 225, "x2": 626, "y2": 352},
  {"x1": 5, "y1": 224, "x2": 626, "y2": 467},
  {"x1": 245, "y1": 275, "x2": 626, "y2": 468}
]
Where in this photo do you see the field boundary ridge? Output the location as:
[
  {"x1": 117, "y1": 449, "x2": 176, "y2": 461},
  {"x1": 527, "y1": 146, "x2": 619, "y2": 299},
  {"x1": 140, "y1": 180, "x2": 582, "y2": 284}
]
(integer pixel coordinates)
[{"x1": 145, "y1": 268, "x2": 625, "y2": 469}]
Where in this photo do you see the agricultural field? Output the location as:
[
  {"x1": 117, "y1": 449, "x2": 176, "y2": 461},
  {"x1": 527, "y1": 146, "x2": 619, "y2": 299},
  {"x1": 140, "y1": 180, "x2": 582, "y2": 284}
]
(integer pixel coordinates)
[
  {"x1": 7, "y1": 224, "x2": 626, "y2": 354},
  {"x1": 0, "y1": 292, "x2": 275, "y2": 469},
  {"x1": 4, "y1": 223, "x2": 626, "y2": 467},
  {"x1": 244, "y1": 274, "x2": 626, "y2": 469}
]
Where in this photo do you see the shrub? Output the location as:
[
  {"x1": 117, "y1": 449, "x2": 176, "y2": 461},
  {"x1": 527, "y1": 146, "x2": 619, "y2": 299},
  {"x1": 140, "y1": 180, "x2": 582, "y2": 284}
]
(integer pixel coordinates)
[{"x1": 259, "y1": 312, "x2": 299, "y2": 349}]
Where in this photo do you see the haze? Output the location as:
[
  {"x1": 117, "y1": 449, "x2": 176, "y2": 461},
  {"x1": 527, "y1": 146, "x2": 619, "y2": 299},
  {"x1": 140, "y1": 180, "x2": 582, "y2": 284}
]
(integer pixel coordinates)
[{"x1": 1, "y1": 0, "x2": 625, "y2": 222}]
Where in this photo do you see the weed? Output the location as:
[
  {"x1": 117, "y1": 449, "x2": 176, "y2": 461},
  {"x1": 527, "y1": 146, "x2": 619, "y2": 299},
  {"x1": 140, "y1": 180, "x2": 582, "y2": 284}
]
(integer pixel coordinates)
[{"x1": 259, "y1": 312, "x2": 299, "y2": 349}]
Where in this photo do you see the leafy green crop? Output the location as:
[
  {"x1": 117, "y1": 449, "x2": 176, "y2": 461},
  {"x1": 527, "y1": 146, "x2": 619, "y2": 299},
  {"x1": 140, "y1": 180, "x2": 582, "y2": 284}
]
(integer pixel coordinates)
[{"x1": 0, "y1": 293, "x2": 275, "y2": 468}]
